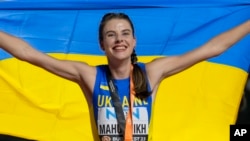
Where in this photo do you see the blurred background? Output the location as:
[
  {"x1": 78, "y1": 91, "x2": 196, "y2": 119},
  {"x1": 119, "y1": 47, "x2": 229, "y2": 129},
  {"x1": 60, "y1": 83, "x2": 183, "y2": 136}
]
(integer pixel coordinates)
[{"x1": 236, "y1": 76, "x2": 250, "y2": 124}]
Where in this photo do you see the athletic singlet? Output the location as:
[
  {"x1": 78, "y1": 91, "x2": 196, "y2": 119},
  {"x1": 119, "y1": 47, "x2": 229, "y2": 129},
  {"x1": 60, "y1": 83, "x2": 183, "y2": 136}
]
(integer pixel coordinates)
[{"x1": 92, "y1": 63, "x2": 152, "y2": 141}]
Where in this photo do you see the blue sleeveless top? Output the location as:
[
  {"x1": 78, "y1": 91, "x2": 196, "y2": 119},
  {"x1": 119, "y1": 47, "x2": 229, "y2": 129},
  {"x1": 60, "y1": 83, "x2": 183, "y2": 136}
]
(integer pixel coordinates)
[{"x1": 92, "y1": 63, "x2": 152, "y2": 141}]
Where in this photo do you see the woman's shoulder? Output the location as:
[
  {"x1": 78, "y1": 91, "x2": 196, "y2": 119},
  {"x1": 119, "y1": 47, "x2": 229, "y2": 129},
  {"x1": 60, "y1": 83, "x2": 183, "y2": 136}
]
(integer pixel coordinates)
[{"x1": 95, "y1": 64, "x2": 108, "y2": 72}]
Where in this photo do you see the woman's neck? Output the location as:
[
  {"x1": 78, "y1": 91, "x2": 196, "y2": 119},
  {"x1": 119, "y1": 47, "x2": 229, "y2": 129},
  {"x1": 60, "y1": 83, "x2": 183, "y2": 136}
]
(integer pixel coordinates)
[{"x1": 108, "y1": 61, "x2": 131, "y2": 79}]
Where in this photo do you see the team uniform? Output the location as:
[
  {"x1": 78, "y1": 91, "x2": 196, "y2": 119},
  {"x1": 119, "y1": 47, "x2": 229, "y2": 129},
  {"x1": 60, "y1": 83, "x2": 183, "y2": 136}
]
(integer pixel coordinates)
[{"x1": 92, "y1": 63, "x2": 152, "y2": 141}]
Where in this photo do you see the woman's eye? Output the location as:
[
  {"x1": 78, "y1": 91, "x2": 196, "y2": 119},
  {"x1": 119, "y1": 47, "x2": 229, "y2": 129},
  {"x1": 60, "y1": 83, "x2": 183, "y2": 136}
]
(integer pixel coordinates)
[
  {"x1": 107, "y1": 34, "x2": 114, "y2": 37},
  {"x1": 123, "y1": 32, "x2": 130, "y2": 36}
]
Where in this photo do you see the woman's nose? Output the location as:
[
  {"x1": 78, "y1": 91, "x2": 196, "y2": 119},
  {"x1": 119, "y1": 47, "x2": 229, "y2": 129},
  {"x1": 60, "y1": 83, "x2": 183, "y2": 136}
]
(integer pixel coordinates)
[{"x1": 115, "y1": 35, "x2": 123, "y2": 43}]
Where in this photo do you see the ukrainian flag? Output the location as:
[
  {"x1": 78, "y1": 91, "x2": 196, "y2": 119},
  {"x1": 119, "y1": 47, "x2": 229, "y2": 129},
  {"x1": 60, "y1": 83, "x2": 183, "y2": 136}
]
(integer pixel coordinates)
[{"x1": 0, "y1": 1, "x2": 249, "y2": 141}]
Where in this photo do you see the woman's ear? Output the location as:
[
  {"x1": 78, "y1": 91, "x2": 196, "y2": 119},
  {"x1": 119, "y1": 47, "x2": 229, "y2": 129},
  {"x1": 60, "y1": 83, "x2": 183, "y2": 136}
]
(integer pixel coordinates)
[
  {"x1": 99, "y1": 41, "x2": 105, "y2": 51},
  {"x1": 133, "y1": 37, "x2": 136, "y2": 49}
]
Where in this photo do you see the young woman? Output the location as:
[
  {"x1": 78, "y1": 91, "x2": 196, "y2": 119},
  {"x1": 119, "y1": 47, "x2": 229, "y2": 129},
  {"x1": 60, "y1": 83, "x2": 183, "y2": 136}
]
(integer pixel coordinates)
[{"x1": 0, "y1": 13, "x2": 249, "y2": 141}]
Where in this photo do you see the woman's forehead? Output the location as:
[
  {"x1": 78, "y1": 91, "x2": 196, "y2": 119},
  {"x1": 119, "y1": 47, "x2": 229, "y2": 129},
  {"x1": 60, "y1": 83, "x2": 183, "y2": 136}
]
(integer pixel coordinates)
[{"x1": 103, "y1": 19, "x2": 132, "y2": 31}]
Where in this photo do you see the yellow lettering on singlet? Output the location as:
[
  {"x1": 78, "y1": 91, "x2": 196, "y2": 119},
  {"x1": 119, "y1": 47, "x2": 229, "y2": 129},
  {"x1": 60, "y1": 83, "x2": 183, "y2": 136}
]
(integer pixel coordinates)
[
  {"x1": 105, "y1": 96, "x2": 112, "y2": 107},
  {"x1": 97, "y1": 95, "x2": 112, "y2": 107},
  {"x1": 97, "y1": 95, "x2": 104, "y2": 107},
  {"x1": 98, "y1": 95, "x2": 148, "y2": 107},
  {"x1": 134, "y1": 98, "x2": 148, "y2": 106},
  {"x1": 122, "y1": 96, "x2": 129, "y2": 107}
]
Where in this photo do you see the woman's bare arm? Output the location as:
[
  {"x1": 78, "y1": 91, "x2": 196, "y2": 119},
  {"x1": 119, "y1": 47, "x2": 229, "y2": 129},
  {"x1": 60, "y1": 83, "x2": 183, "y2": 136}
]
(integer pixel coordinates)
[
  {"x1": 146, "y1": 20, "x2": 250, "y2": 89},
  {"x1": 0, "y1": 31, "x2": 96, "y2": 84}
]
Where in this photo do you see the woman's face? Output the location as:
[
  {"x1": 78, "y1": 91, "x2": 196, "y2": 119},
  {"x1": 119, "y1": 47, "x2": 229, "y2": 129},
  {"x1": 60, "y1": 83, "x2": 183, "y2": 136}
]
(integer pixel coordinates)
[{"x1": 101, "y1": 19, "x2": 136, "y2": 62}]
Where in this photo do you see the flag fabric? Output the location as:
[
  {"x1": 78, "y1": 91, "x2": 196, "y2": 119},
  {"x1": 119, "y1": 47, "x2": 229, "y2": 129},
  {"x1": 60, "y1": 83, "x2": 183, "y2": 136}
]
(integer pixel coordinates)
[{"x1": 0, "y1": 1, "x2": 250, "y2": 141}]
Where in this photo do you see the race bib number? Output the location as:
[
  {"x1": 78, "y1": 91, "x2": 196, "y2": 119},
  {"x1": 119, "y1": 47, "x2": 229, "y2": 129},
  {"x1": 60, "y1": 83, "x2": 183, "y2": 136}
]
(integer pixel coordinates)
[{"x1": 98, "y1": 107, "x2": 149, "y2": 141}]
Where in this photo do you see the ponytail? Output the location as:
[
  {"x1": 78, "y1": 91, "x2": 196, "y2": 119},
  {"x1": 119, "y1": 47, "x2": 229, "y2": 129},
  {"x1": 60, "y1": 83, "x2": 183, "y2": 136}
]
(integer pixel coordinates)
[{"x1": 131, "y1": 49, "x2": 151, "y2": 99}]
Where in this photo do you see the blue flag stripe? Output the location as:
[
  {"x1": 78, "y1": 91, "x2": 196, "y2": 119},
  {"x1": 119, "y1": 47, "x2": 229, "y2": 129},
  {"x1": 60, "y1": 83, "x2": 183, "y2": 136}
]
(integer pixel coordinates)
[{"x1": 0, "y1": 5, "x2": 249, "y2": 72}]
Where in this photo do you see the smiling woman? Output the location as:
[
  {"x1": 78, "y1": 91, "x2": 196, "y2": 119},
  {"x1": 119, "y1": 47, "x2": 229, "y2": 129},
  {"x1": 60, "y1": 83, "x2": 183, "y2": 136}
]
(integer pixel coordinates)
[
  {"x1": 1, "y1": 1, "x2": 250, "y2": 140},
  {"x1": 0, "y1": 11, "x2": 249, "y2": 141}
]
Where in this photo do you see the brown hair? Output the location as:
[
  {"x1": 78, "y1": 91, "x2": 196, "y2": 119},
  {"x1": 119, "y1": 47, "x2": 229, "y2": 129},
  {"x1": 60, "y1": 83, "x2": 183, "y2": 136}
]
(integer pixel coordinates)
[{"x1": 99, "y1": 12, "x2": 151, "y2": 99}]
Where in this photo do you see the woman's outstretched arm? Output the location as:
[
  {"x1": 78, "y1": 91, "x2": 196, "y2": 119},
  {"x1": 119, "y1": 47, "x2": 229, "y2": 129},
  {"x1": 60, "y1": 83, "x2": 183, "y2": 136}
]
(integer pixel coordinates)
[
  {"x1": 146, "y1": 20, "x2": 250, "y2": 89},
  {"x1": 0, "y1": 31, "x2": 96, "y2": 84}
]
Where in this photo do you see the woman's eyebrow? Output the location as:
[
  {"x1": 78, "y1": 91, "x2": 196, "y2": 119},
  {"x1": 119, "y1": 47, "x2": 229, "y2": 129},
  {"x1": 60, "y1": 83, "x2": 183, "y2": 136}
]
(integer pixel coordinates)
[
  {"x1": 105, "y1": 29, "x2": 131, "y2": 35},
  {"x1": 104, "y1": 30, "x2": 115, "y2": 35},
  {"x1": 122, "y1": 29, "x2": 132, "y2": 32}
]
